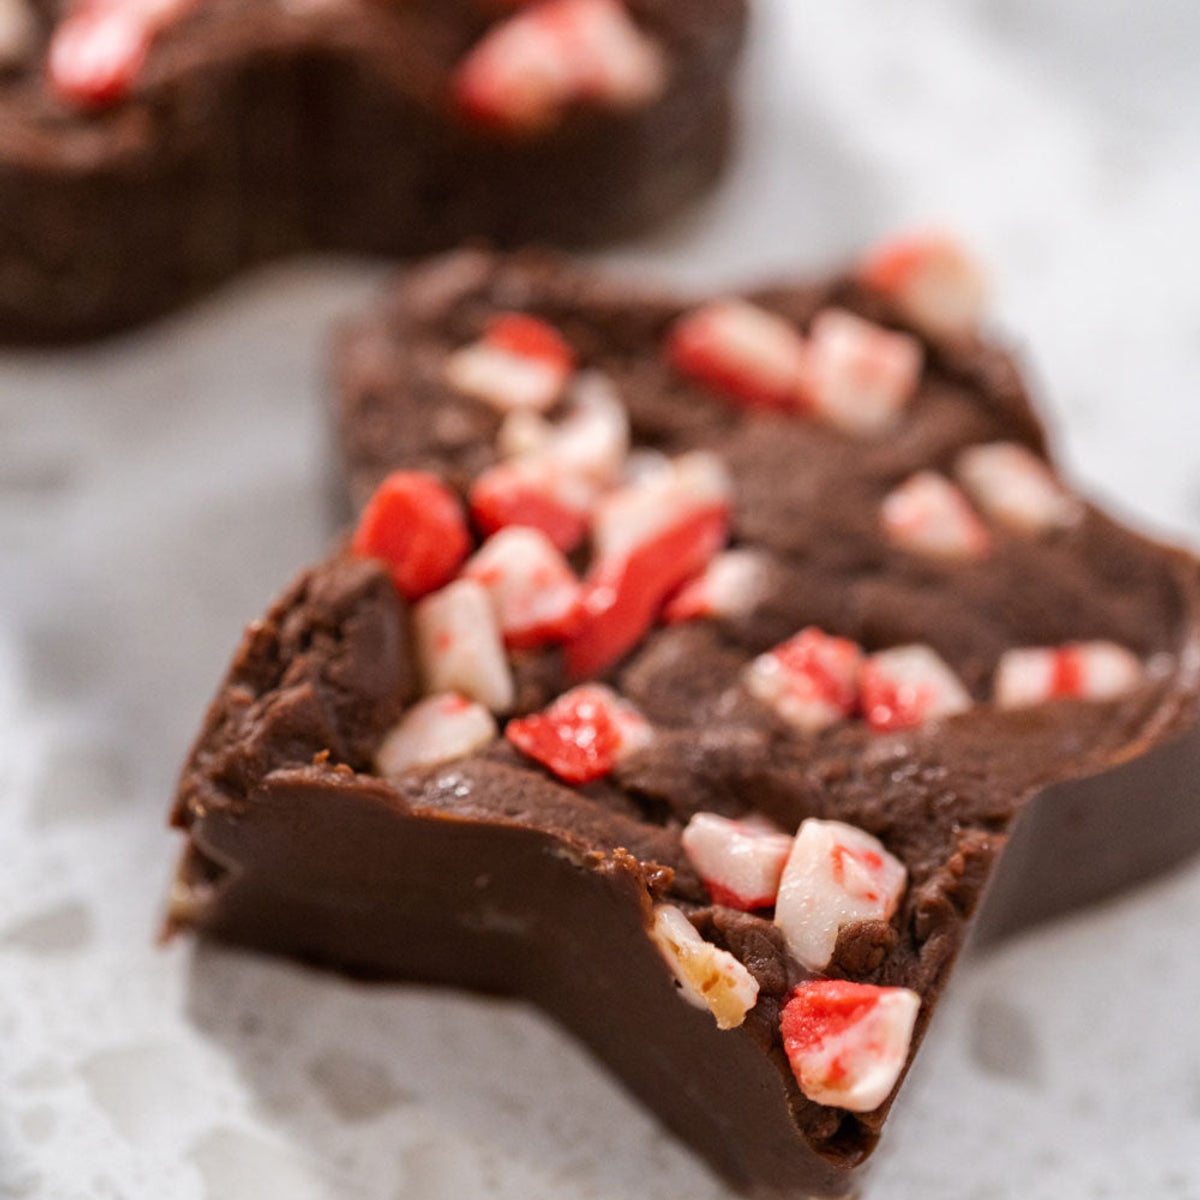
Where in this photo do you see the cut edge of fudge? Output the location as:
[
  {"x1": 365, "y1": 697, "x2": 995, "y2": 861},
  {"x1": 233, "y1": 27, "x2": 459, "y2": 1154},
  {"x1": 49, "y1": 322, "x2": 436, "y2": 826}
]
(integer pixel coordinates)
[
  {"x1": 170, "y1": 240, "x2": 1200, "y2": 1196},
  {"x1": 0, "y1": 0, "x2": 746, "y2": 342}
]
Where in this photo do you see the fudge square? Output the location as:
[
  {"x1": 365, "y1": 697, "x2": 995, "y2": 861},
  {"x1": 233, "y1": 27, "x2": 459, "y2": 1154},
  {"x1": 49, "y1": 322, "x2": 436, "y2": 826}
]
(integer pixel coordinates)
[{"x1": 170, "y1": 242, "x2": 1200, "y2": 1196}]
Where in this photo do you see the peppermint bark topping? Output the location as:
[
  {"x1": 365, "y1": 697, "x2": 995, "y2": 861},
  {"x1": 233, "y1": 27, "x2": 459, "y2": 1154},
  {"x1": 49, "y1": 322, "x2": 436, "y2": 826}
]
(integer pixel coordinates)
[
  {"x1": 681, "y1": 813, "x2": 793, "y2": 911},
  {"x1": 781, "y1": 980, "x2": 920, "y2": 1111},
  {"x1": 858, "y1": 232, "x2": 987, "y2": 338},
  {"x1": 882, "y1": 471, "x2": 992, "y2": 560},
  {"x1": 414, "y1": 579, "x2": 515, "y2": 713},
  {"x1": 376, "y1": 694, "x2": 497, "y2": 775},
  {"x1": 994, "y1": 641, "x2": 1144, "y2": 708},
  {"x1": 774, "y1": 819, "x2": 907, "y2": 971},
  {"x1": 649, "y1": 904, "x2": 760, "y2": 1030},
  {"x1": 452, "y1": 0, "x2": 666, "y2": 135},
  {"x1": 505, "y1": 683, "x2": 652, "y2": 784},
  {"x1": 745, "y1": 627, "x2": 864, "y2": 733},
  {"x1": 956, "y1": 442, "x2": 1082, "y2": 534},
  {"x1": 444, "y1": 313, "x2": 575, "y2": 413},
  {"x1": 860, "y1": 645, "x2": 973, "y2": 731},
  {"x1": 664, "y1": 548, "x2": 771, "y2": 624}
]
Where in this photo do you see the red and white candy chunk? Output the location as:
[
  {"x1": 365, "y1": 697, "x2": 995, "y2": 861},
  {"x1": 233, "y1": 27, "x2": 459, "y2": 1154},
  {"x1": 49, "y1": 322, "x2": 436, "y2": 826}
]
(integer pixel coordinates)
[
  {"x1": 470, "y1": 453, "x2": 594, "y2": 553},
  {"x1": 956, "y1": 442, "x2": 1082, "y2": 535},
  {"x1": 462, "y1": 527, "x2": 581, "y2": 649},
  {"x1": 994, "y1": 641, "x2": 1144, "y2": 709},
  {"x1": 664, "y1": 548, "x2": 771, "y2": 624},
  {"x1": 375, "y1": 694, "x2": 497, "y2": 776},
  {"x1": 48, "y1": 0, "x2": 195, "y2": 107},
  {"x1": 744, "y1": 627, "x2": 863, "y2": 734},
  {"x1": 667, "y1": 299, "x2": 809, "y2": 410},
  {"x1": 774, "y1": 818, "x2": 907, "y2": 971},
  {"x1": 649, "y1": 904, "x2": 760, "y2": 1030},
  {"x1": 882, "y1": 470, "x2": 991, "y2": 561},
  {"x1": 537, "y1": 370, "x2": 630, "y2": 486},
  {"x1": 566, "y1": 452, "x2": 731, "y2": 678},
  {"x1": 444, "y1": 313, "x2": 575, "y2": 414},
  {"x1": 0, "y1": 0, "x2": 35, "y2": 66},
  {"x1": 414, "y1": 579, "x2": 515, "y2": 713},
  {"x1": 452, "y1": 0, "x2": 666, "y2": 134},
  {"x1": 860, "y1": 645, "x2": 972, "y2": 731},
  {"x1": 858, "y1": 232, "x2": 987, "y2": 339},
  {"x1": 781, "y1": 980, "x2": 920, "y2": 1112},
  {"x1": 681, "y1": 813, "x2": 793, "y2": 911},
  {"x1": 505, "y1": 683, "x2": 652, "y2": 784},
  {"x1": 803, "y1": 309, "x2": 924, "y2": 436}
]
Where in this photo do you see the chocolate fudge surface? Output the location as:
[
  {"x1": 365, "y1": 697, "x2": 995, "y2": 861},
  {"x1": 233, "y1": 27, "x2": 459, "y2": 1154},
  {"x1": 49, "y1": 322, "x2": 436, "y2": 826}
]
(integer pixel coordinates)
[
  {"x1": 172, "y1": 249, "x2": 1200, "y2": 1197},
  {"x1": 0, "y1": 0, "x2": 745, "y2": 342}
]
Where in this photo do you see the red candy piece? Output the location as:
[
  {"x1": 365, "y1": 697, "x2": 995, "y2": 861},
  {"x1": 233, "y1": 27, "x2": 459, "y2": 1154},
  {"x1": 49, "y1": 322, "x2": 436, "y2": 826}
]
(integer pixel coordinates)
[
  {"x1": 469, "y1": 459, "x2": 591, "y2": 553},
  {"x1": 49, "y1": 6, "x2": 150, "y2": 107},
  {"x1": 351, "y1": 471, "x2": 471, "y2": 600},
  {"x1": 505, "y1": 683, "x2": 651, "y2": 784},
  {"x1": 485, "y1": 312, "x2": 575, "y2": 374},
  {"x1": 565, "y1": 504, "x2": 728, "y2": 679},
  {"x1": 667, "y1": 299, "x2": 809, "y2": 410}
]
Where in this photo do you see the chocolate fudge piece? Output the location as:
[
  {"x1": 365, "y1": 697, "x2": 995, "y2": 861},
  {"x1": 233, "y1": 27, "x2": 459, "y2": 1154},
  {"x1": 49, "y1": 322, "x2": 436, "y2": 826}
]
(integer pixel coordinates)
[
  {"x1": 0, "y1": 0, "x2": 744, "y2": 343},
  {"x1": 171, "y1": 244, "x2": 1200, "y2": 1197}
]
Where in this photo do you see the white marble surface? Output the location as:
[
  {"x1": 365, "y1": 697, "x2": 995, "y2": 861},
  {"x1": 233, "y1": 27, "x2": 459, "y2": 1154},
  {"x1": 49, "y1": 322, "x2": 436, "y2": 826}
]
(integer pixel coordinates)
[{"x1": 3, "y1": 2, "x2": 1200, "y2": 1197}]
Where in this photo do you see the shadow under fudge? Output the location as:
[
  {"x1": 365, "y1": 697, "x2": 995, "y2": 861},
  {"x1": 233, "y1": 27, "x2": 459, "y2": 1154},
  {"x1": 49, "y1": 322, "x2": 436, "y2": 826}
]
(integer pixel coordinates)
[
  {"x1": 0, "y1": 0, "x2": 745, "y2": 343},
  {"x1": 169, "y1": 249, "x2": 1200, "y2": 1197}
]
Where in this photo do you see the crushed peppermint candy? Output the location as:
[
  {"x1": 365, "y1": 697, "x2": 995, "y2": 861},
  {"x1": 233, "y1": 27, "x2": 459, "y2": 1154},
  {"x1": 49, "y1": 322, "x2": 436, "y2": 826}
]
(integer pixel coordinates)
[
  {"x1": 781, "y1": 980, "x2": 920, "y2": 1112},
  {"x1": 956, "y1": 441, "x2": 1082, "y2": 535},
  {"x1": 802, "y1": 308, "x2": 924, "y2": 436},
  {"x1": 858, "y1": 231, "x2": 987, "y2": 338},
  {"x1": 461, "y1": 526, "x2": 582, "y2": 649},
  {"x1": 566, "y1": 452, "x2": 731, "y2": 678},
  {"x1": 667, "y1": 299, "x2": 809, "y2": 410},
  {"x1": 470, "y1": 454, "x2": 593, "y2": 553},
  {"x1": 48, "y1": 0, "x2": 195, "y2": 107},
  {"x1": 452, "y1": 0, "x2": 666, "y2": 135},
  {"x1": 505, "y1": 683, "x2": 652, "y2": 784},
  {"x1": 543, "y1": 370, "x2": 630, "y2": 487},
  {"x1": 774, "y1": 819, "x2": 907, "y2": 971},
  {"x1": 351, "y1": 470, "x2": 471, "y2": 599},
  {"x1": 375, "y1": 694, "x2": 497, "y2": 776},
  {"x1": 444, "y1": 312, "x2": 575, "y2": 414},
  {"x1": 649, "y1": 904, "x2": 760, "y2": 1030},
  {"x1": 881, "y1": 470, "x2": 991, "y2": 561},
  {"x1": 664, "y1": 547, "x2": 771, "y2": 624},
  {"x1": 744, "y1": 627, "x2": 864, "y2": 734},
  {"x1": 681, "y1": 812, "x2": 793, "y2": 911},
  {"x1": 994, "y1": 641, "x2": 1144, "y2": 709},
  {"x1": 860, "y1": 644, "x2": 972, "y2": 731},
  {"x1": 414, "y1": 579, "x2": 515, "y2": 713}
]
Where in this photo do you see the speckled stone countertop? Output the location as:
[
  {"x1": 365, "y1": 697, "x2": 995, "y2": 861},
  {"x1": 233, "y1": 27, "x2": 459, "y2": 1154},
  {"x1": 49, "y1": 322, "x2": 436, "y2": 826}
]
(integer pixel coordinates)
[{"x1": 2, "y1": 2, "x2": 1200, "y2": 1197}]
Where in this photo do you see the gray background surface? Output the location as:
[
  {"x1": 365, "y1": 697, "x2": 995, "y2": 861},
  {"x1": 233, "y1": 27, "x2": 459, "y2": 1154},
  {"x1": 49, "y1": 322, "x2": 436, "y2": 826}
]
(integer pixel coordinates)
[{"x1": 2, "y1": 1, "x2": 1199, "y2": 1196}]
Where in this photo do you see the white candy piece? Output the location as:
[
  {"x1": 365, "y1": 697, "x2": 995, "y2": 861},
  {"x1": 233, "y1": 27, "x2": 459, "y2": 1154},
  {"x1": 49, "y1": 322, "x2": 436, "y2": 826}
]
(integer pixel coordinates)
[
  {"x1": 804, "y1": 308, "x2": 924, "y2": 436},
  {"x1": 994, "y1": 641, "x2": 1144, "y2": 709},
  {"x1": 681, "y1": 813, "x2": 794, "y2": 910},
  {"x1": 497, "y1": 409, "x2": 554, "y2": 460},
  {"x1": 882, "y1": 470, "x2": 991, "y2": 560},
  {"x1": 0, "y1": 0, "x2": 35, "y2": 65},
  {"x1": 648, "y1": 904, "x2": 759, "y2": 1030},
  {"x1": 414, "y1": 579, "x2": 515, "y2": 713},
  {"x1": 444, "y1": 335, "x2": 569, "y2": 415},
  {"x1": 563, "y1": 0, "x2": 667, "y2": 108},
  {"x1": 592, "y1": 450, "x2": 732, "y2": 567},
  {"x1": 546, "y1": 370, "x2": 630, "y2": 486},
  {"x1": 461, "y1": 526, "x2": 581, "y2": 646},
  {"x1": 669, "y1": 299, "x2": 810, "y2": 408},
  {"x1": 665, "y1": 548, "x2": 771, "y2": 623},
  {"x1": 782, "y1": 982, "x2": 921, "y2": 1112},
  {"x1": 956, "y1": 441, "x2": 1082, "y2": 534},
  {"x1": 774, "y1": 819, "x2": 907, "y2": 971},
  {"x1": 859, "y1": 232, "x2": 988, "y2": 338},
  {"x1": 744, "y1": 627, "x2": 864, "y2": 734},
  {"x1": 860, "y1": 644, "x2": 973, "y2": 731},
  {"x1": 375, "y1": 694, "x2": 497, "y2": 776}
]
